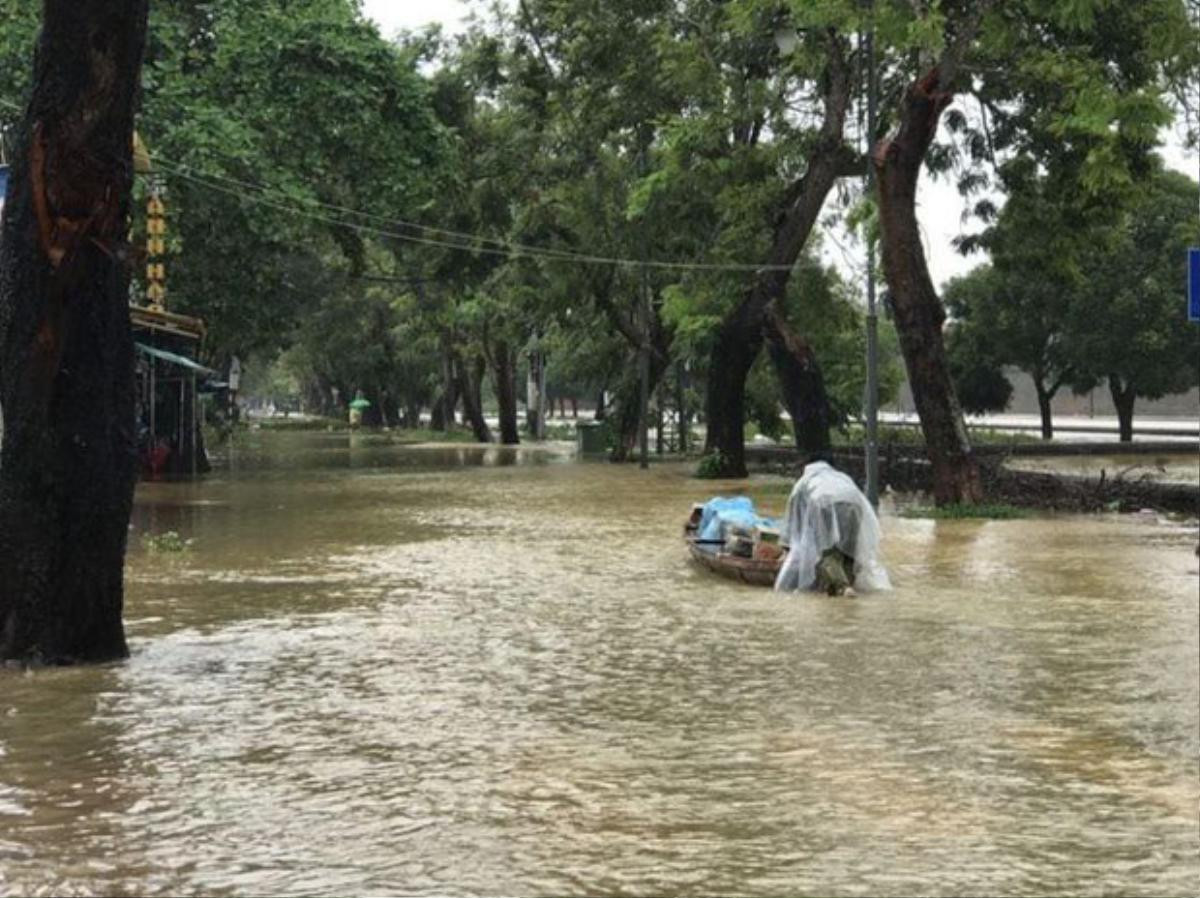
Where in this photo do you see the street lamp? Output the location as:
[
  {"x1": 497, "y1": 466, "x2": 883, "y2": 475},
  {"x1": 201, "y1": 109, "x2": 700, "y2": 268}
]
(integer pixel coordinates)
[{"x1": 774, "y1": 27, "x2": 800, "y2": 57}]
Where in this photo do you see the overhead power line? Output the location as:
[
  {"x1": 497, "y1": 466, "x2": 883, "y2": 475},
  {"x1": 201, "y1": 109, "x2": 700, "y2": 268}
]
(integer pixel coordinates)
[
  {"x1": 3, "y1": 93, "x2": 796, "y2": 273},
  {"x1": 149, "y1": 153, "x2": 590, "y2": 261},
  {"x1": 153, "y1": 157, "x2": 795, "y2": 273}
]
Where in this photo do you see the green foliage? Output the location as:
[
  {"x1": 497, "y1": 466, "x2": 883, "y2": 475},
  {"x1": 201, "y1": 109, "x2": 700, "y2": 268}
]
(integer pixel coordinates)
[
  {"x1": 901, "y1": 504, "x2": 1030, "y2": 521},
  {"x1": 787, "y1": 262, "x2": 905, "y2": 424},
  {"x1": 947, "y1": 336, "x2": 1014, "y2": 417},
  {"x1": 4, "y1": 0, "x2": 1197, "y2": 453},
  {"x1": 696, "y1": 451, "x2": 732, "y2": 480},
  {"x1": 943, "y1": 269, "x2": 1017, "y2": 416},
  {"x1": 254, "y1": 416, "x2": 346, "y2": 432},
  {"x1": 0, "y1": 0, "x2": 448, "y2": 366},
  {"x1": 953, "y1": 160, "x2": 1199, "y2": 434},
  {"x1": 1067, "y1": 167, "x2": 1200, "y2": 400}
]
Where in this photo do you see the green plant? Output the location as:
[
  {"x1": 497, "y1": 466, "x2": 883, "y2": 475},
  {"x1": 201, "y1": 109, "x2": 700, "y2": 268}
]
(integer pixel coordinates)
[
  {"x1": 901, "y1": 503, "x2": 1029, "y2": 520},
  {"x1": 256, "y1": 416, "x2": 347, "y2": 432},
  {"x1": 696, "y1": 451, "x2": 731, "y2": 479}
]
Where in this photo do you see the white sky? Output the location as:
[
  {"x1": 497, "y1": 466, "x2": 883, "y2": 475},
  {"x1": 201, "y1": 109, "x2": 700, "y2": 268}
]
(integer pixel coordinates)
[
  {"x1": 361, "y1": 0, "x2": 470, "y2": 38},
  {"x1": 361, "y1": 0, "x2": 1197, "y2": 291}
]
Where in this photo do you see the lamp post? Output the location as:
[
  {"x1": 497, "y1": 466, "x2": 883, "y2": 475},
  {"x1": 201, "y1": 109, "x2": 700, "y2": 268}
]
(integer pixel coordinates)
[{"x1": 863, "y1": 8, "x2": 881, "y2": 507}]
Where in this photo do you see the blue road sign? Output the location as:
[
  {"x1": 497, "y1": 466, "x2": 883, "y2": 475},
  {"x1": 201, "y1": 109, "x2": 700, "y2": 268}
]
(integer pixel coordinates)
[{"x1": 1191, "y1": 247, "x2": 1200, "y2": 323}]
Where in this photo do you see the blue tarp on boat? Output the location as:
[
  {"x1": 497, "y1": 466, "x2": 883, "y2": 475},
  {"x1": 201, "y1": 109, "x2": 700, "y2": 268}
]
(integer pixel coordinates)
[{"x1": 697, "y1": 496, "x2": 779, "y2": 541}]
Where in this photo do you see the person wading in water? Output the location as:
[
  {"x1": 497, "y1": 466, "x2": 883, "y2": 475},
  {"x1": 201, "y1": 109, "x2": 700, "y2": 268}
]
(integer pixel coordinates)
[{"x1": 775, "y1": 453, "x2": 891, "y2": 596}]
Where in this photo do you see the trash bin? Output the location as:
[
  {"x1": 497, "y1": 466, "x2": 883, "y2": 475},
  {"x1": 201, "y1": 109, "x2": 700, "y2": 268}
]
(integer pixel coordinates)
[{"x1": 576, "y1": 421, "x2": 609, "y2": 458}]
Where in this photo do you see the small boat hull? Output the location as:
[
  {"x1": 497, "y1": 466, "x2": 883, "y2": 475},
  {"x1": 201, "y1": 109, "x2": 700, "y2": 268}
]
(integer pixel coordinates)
[{"x1": 685, "y1": 532, "x2": 781, "y2": 587}]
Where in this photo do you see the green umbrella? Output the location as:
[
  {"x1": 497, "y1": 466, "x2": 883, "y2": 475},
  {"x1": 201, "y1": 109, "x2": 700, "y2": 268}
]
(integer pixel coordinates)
[{"x1": 349, "y1": 397, "x2": 372, "y2": 410}]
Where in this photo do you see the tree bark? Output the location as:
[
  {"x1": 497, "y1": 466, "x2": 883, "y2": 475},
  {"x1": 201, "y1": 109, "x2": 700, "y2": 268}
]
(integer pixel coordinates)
[
  {"x1": 874, "y1": 68, "x2": 983, "y2": 505},
  {"x1": 454, "y1": 351, "x2": 492, "y2": 443},
  {"x1": 610, "y1": 316, "x2": 672, "y2": 462},
  {"x1": 763, "y1": 303, "x2": 832, "y2": 455},
  {"x1": 1109, "y1": 376, "x2": 1136, "y2": 443},
  {"x1": 490, "y1": 341, "x2": 520, "y2": 445},
  {"x1": 362, "y1": 389, "x2": 384, "y2": 428},
  {"x1": 702, "y1": 35, "x2": 854, "y2": 478},
  {"x1": 403, "y1": 400, "x2": 421, "y2": 429},
  {"x1": 430, "y1": 334, "x2": 459, "y2": 431},
  {"x1": 0, "y1": 0, "x2": 149, "y2": 665},
  {"x1": 1033, "y1": 375, "x2": 1054, "y2": 441}
]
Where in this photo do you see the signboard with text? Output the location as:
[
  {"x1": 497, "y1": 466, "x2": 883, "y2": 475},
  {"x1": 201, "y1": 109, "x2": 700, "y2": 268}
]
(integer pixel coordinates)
[
  {"x1": 0, "y1": 164, "x2": 8, "y2": 226},
  {"x1": 1191, "y1": 247, "x2": 1200, "y2": 323}
]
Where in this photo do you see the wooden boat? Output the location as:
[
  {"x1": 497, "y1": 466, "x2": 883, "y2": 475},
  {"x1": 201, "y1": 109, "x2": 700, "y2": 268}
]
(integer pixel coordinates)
[{"x1": 684, "y1": 520, "x2": 783, "y2": 587}]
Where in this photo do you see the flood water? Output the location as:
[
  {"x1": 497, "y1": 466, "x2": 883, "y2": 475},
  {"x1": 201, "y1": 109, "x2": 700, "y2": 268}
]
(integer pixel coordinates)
[{"x1": 2, "y1": 432, "x2": 1198, "y2": 897}]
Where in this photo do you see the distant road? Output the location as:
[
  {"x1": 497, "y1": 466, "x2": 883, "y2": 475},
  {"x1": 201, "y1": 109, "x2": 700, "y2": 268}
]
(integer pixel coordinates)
[{"x1": 880, "y1": 412, "x2": 1199, "y2": 443}]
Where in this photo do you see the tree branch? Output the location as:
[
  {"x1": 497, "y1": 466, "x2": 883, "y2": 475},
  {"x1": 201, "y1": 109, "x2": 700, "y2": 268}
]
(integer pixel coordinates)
[
  {"x1": 936, "y1": 0, "x2": 998, "y2": 92},
  {"x1": 517, "y1": 0, "x2": 558, "y2": 79}
]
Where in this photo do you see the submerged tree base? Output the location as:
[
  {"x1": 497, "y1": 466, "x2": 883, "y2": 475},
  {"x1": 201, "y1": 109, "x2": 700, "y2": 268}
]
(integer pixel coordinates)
[{"x1": 901, "y1": 503, "x2": 1029, "y2": 520}]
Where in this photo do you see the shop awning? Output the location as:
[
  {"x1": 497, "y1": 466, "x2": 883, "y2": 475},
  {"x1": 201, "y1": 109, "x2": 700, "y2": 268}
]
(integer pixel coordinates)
[{"x1": 136, "y1": 342, "x2": 217, "y2": 376}]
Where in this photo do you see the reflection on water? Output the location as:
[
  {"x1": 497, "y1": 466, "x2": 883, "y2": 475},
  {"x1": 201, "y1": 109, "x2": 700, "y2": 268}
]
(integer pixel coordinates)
[{"x1": 2, "y1": 432, "x2": 1197, "y2": 896}]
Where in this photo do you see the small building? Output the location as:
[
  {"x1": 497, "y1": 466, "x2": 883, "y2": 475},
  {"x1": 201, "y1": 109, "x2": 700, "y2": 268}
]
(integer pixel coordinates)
[
  {"x1": 129, "y1": 132, "x2": 217, "y2": 478},
  {"x1": 131, "y1": 304, "x2": 214, "y2": 477}
]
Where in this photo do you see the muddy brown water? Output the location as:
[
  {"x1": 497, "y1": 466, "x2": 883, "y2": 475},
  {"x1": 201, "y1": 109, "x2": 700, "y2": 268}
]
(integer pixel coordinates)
[{"x1": 2, "y1": 432, "x2": 1197, "y2": 897}]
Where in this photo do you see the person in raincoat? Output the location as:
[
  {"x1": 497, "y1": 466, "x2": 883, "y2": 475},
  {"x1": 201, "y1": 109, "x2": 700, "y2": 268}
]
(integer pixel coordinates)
[{"x1": 775, "y1": 453, "x2": 890, "y2": 596}]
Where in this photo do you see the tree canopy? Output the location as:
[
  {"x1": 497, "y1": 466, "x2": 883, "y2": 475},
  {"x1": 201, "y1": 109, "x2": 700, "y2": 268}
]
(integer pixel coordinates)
[{"x1": 1, "y1": 0, "x2": 1196, "y2": 466}]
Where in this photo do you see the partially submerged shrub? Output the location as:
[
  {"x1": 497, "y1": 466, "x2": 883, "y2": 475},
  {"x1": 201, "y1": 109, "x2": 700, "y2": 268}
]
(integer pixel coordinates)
[
  {"x1": 142, "y1": 531, "x2": 193, "y2": 553},
  {"x1": 902, "y1": 503, "x2": 1029, "y2": 520},
  {"x1": 696, "y1": 451, "x2": 730, "y2": 479}
]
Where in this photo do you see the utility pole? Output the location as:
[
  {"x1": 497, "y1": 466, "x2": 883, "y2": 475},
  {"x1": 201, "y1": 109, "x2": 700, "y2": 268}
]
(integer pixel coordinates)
[
  {"x1": 638, "y1": 135, "x2": 651, "y2": 470},
  {"x1": 864, "y1": 10, "x2": 881, "y2": 507},
  {"x1": 639, "y1": 264, "x2": 650, "y2": 469},
  {"x1": 676, "y1": 359, "x2": 688, "y2": 455},
  {"x1": 537, "y1": 349, "x2": 548, "y2": 441}
]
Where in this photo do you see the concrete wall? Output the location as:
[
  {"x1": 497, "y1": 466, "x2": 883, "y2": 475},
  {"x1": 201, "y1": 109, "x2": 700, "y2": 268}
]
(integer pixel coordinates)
[{"x1": 890, "y1": 367, "x2": 1200, "y2": 419}]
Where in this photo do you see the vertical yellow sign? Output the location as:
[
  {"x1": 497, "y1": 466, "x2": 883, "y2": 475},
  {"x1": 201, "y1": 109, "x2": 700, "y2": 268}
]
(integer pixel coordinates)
[{"x1": 146, "y1": 182, "x2": 167, "y2": 310}]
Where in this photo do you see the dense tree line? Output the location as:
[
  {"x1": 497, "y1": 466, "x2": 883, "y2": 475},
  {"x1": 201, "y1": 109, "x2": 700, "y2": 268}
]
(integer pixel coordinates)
[
  {"x1": 948, "y1": 164, "x2": 1200, "y2": 442},
  {"x1": 1, "y1": 0, "x2": 1197, "y2": 662}
]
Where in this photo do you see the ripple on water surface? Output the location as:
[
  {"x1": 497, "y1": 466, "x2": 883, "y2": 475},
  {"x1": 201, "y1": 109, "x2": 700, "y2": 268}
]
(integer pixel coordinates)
[{"x1": 1, "y1": 434, "x2": 1197, "y2": 896}]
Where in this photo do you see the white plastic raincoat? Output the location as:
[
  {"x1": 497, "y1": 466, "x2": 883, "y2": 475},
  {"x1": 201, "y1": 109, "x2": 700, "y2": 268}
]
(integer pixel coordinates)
[{"x1": 774, "y1": 462, "x2": 891, "y2": 593}]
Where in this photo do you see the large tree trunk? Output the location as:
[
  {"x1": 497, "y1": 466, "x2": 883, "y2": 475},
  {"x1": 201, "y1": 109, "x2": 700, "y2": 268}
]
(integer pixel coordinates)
[
  {"x1": 763, "y1": 303, "x2": 832, "y2": 455},
  {"x1": 403, "y1": 400, "x2": 421, "y2": 429},
  {"x1": 1033, "y1": 374, "x2": 1054, "y2": 441},
  {"x1": 361, "y1": 389, "x2": 384, "y2": 428},
  {"x1": 430, "y1": 337, "x2": 458, "y2": 431},
  {"x1": 703, "y1": 306, "x2": 766, "y2": 477},
  {"x1": 0, "y1": 0, "x2": 149, "y2": 665},
  {"x1": 454, "y1": 352, "x2": 492, "y2": 443},
  {"x1": 490, "y1": 341, "x2": 520, "y2": 446},
  {"x1": 1109, "y1": 376, "x2": 1135, "y2": 443},
  {"x1": 702, "y1": 37, "x2": 853, "y2": 478},
  {"x1": 874, "y1": 69, "x2": 983, "y2": 506}
]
